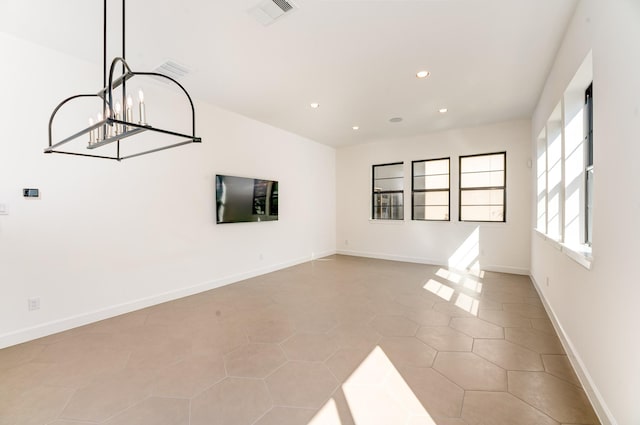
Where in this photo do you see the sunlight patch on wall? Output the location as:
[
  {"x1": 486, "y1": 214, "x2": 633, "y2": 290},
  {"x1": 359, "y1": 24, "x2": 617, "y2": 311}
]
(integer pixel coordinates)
[{"x1": 448, "y1": 227, "x2": 480, "y2": 271}]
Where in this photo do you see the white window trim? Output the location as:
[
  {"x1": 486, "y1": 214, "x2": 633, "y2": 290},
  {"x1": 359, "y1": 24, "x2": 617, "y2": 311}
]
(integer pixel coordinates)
[
  {"x1": 533, "y1": 51, "x2": 593, "y2": 271},
  {"x1": 535, "y1": 229, "x2": 592, "y2": 270},
  {"x1": 561, "y1": 242, "x2": 593, "y2": 270}
]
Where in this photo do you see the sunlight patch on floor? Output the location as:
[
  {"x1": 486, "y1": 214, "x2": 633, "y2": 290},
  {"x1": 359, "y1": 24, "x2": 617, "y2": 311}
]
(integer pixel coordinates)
[
  {"x1": 435, "y1": 268, "x2": 461, "y2": 284},
  {"x1": 462, "y1": 277, "x2": 483, "y2": 294},
  {"x1": 454, "y1": 292, "x2": 480, "y2": 316},
  {"x1": 423, "y1": 279, "x2": 455, "y2": 301},
  {"x1": 308, "y1": 346, "x2": 437, "y2": 425},
  {"x1": 308, "y1": 398, "x2": 342, "y2": 425}
]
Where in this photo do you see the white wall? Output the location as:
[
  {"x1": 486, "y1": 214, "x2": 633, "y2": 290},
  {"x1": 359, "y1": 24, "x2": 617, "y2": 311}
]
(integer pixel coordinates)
[
  {"x1": 0, "y1": 33, "x2": 336, "y2": 348},
  {"x1": 530, "y1": 2, "x2": 640, "y2": 424},
  {"x1": 336, "y1": 120, "x2": 531, "y2": 274}
]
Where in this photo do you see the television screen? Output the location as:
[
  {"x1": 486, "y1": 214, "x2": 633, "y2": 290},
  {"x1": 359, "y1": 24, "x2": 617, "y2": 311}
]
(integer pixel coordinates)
[{"x1": 216, "y1": 175, "x2": 278, "y2": 224}]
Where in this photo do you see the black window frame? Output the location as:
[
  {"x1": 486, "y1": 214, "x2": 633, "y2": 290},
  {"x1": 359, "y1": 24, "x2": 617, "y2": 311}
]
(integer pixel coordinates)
[
  {"x1": 372, "y1": 162, "x2": 404, "y2": 220},
  {"x1": 459, "y1": 151, "x2": 507, "y2": 223},
  {"x1": 411, "y1": 157, "x2": 451, "y2": 221}
]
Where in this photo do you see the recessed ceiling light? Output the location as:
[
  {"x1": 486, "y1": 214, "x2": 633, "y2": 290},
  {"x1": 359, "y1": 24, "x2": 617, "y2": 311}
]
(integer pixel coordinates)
[
  {"x1": 310, "y1": 102, "x2": 319, "y2": 109},
  {"x1": 389, "y1": 117, "x2": 403, "y2": 123},
  {"x1": 352, "y1": 126, "x2": 359, "y2": 130},
  {"x1": 439, "y1": 108, "x2": 448, "y2": 113},
  {"x1": 416, "y1": 70, "x2": 430, "y2": 79}
]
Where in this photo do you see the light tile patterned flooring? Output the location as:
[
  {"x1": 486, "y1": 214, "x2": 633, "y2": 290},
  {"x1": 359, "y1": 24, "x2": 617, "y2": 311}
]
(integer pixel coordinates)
[{"x1": 0, "y1": 255, "x2": 600, "y2": 425}]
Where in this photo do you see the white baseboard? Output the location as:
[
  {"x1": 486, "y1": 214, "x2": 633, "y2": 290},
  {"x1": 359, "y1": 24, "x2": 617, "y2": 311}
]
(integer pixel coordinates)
[
  {"x1": 336, "y1": 249, "x2": 529, "y2": 275},
  {"x1": 529, "y1": 275, "x2": 617, "y2": 425},
  {"x1": 0, "y1": 252, "x2": 335, "y2": 349},
  {"x1": 482, "y1": 264, "x2": 530, "y2": 275},
  {"x1": 336, "y1": 249, "x2": 444, "y2": 267}
]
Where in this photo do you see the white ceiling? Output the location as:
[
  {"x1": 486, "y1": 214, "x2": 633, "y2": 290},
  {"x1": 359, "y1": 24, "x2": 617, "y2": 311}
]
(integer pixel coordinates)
[{"x1": 1, "y1": 0, "x2": 577, "y2": 147}]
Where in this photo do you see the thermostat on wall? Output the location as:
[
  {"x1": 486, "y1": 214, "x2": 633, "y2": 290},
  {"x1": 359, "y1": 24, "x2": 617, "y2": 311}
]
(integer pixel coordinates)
[{"x1": 23, "y1": 188, "x2": 39, "y2": 198}]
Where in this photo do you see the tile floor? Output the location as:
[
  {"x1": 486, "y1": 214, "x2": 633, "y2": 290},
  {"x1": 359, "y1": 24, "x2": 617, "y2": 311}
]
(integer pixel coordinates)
[{"x1": 0, "y1": 255, "x2": 600, "y2": 425}]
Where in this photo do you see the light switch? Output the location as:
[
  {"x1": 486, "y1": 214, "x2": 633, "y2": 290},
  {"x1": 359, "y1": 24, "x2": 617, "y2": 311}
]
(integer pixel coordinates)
[{"x1": 0, "y1": 204, "x2": 8, "y2": 215}]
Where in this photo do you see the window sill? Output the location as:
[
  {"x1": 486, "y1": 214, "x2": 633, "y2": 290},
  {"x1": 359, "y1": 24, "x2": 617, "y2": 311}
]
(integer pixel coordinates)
[
  {"x1": 535, "y1": 229, "x2": 562, "y2": 250},
  {"x1": 561, "y1": 243, "x2": 593, "y2": 270},
  {"x1": 534, "y1": 229, "x2": 593, "y2": 270},
  {"x1": 459, "y1": 221, "x2": 509, "y2": 228},
  {"x1": 369, "y1": 219, "x2": 406, "y2": 225}
]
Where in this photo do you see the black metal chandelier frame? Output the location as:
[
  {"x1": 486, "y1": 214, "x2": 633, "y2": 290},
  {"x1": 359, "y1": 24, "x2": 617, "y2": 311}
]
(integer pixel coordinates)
[{"x1": 45, "y1": 0, "x2": 202, "y2": 161}]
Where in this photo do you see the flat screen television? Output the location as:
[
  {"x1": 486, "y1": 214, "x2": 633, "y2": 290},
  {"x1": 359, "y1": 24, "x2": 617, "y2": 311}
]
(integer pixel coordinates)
[{"x1": 216, "y1": 174, "x2": 278, "y2": 224}]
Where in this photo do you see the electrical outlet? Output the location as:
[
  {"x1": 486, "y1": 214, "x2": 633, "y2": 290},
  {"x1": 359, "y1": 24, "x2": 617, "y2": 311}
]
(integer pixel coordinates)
[
  {"x1": 546, "y1": 277, "x2": 550, "y2": 287},
  {"x1": 345, "y1": 239, "x2": 349, "y2": 246},
  {"x1": 259, "y1": 253, "x2": 263, "y2": 260},
  {"x1": 28, "y1": 297, "x2": 40, "y2": 311},
  {"x1": 0, "y1": 203, "x2": 8, "y2": 215}
]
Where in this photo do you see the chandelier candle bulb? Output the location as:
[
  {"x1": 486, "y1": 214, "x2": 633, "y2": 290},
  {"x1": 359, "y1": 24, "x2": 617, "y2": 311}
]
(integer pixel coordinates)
[
  {"x1": 125, "y1": 95, "x2": 134, "y2": 130},
  {"x1": 96, "y1": 112, "x2": 103, "y2": 141},
  {"x1": 138, "y1": 89, "x2": 146, "y2": 125},
  {"x1": 114, "y1": 102, "x2": 122, "y2": 135},
  {"x1": 88, "y1": 118, "x2": 95, "y2": 145},
  {"x1": 104, "y1": 107, "x2": 113, "y2": 139}
]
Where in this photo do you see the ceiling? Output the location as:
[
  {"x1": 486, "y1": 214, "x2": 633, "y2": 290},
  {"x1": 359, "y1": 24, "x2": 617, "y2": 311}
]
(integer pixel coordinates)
[{"x1": 1, "y1": 0, "x2": 578, "y2": 147}]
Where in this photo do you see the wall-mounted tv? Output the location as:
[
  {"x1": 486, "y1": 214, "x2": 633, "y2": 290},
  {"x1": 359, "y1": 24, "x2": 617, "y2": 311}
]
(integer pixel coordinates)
[{"x1": 216, "y1": 175, "x2": 278, "y2": 224}]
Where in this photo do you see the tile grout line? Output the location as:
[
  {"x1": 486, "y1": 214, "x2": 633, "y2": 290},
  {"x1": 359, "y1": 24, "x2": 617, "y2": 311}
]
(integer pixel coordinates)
[{"x1": 504, "y1": 376, "x2": 575, "y2": 425}]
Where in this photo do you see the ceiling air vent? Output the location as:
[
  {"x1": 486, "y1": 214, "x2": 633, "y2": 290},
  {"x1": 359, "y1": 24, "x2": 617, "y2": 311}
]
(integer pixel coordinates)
[
  {"x1": 273, "y1": 0, "x2": 293, "y2": 12},
  {"x1": 152, "y1": 60, "x2": 190, "y2": 83},
  {"x1": 249, "y1": 0, "x2": 297, "y2": 26}
]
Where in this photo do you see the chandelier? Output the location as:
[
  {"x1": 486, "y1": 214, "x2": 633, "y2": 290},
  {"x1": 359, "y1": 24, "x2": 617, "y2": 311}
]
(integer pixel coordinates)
[{"x1": 45, "y1": 0, "x2": 201, "y2": 161}]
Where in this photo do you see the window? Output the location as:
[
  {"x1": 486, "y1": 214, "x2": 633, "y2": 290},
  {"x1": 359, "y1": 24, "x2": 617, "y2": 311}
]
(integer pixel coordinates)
[
  {"x1": 412, "y1": 158, "x2": 450, "y2": 221},
  {"x1": 536, "y1": 131, "x2": 547, "y2": 232},
  {"x1": 547, "y1": 116, "x2": 563, "y2": 239},
  {"x1": 372, "y1": 162, "x2": 404, "y2": 220},
  {"x1": 584, "y1": 83, "x2": 593, "y2": 245},
  {"x1": 533, "y1": 53, "x2": 592, "y2": 267},
  {"x1": 459, "y1": 152, "x2": 506, "y2": 222}
]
